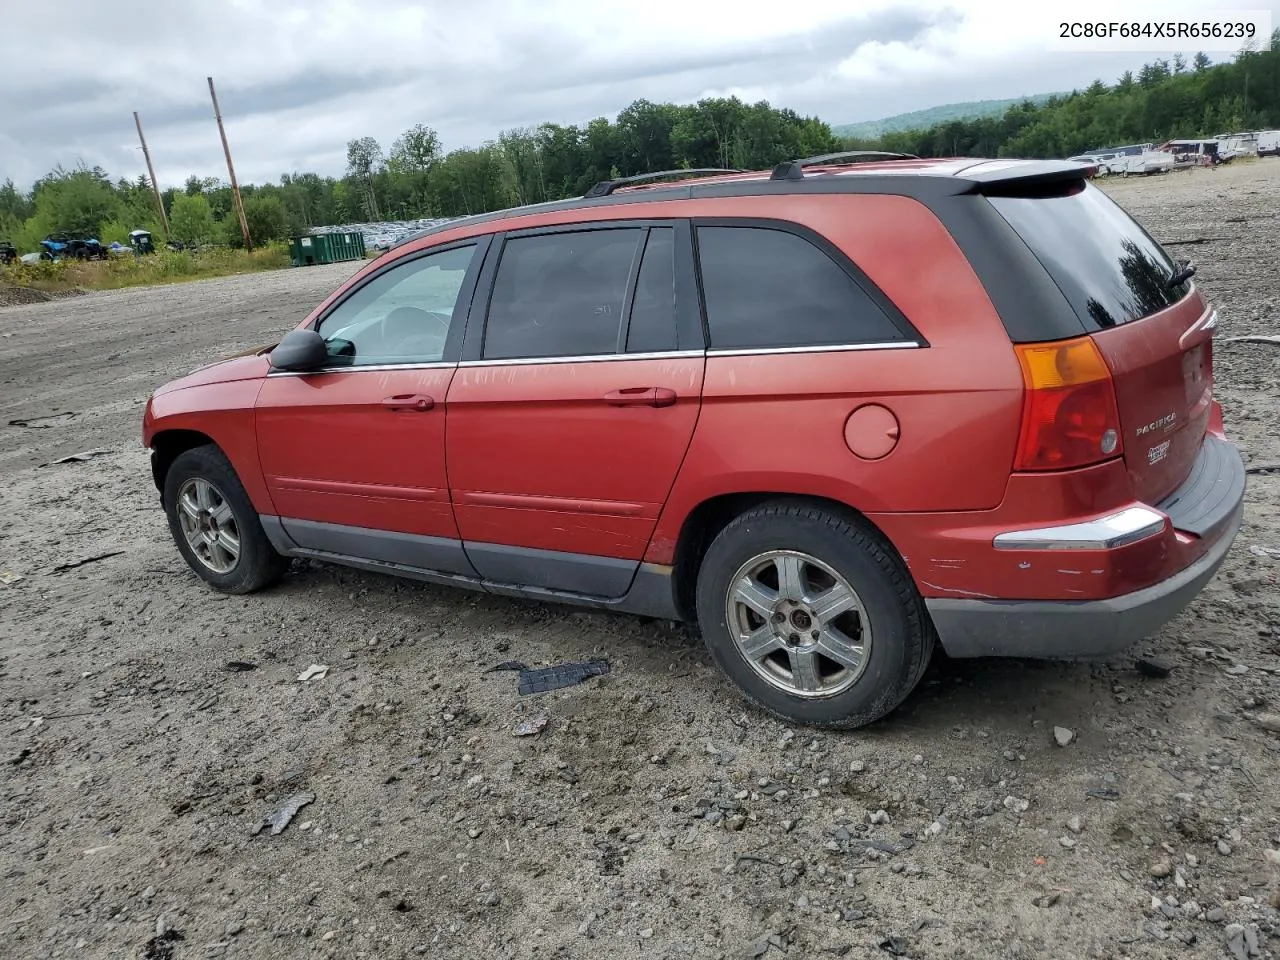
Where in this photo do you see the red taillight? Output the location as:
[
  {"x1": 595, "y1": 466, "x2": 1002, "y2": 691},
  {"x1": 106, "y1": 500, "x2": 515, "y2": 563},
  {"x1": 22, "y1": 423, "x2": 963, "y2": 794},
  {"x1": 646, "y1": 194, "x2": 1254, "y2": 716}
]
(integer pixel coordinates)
[{"x1": 1013, "y1": 336, "x2": 1123, "y2": 472}]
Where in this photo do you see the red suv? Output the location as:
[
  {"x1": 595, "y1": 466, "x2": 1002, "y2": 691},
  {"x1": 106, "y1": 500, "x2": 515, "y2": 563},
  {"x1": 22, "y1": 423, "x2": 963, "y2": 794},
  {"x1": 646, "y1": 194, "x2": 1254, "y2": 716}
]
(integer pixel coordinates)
[{"x1": 143, "y1": 154, "x2": 1245, "y2": 728}]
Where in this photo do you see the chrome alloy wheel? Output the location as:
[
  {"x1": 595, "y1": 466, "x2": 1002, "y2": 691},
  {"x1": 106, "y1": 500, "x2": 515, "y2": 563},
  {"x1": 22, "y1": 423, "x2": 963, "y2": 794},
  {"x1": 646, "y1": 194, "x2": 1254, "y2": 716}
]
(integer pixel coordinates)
[
  {"x1": 725, "y1": 549, "x2": 872, "y2": 698},
  {"x1": 175, "y1": 477, "x2": 241, "y2": 574}
]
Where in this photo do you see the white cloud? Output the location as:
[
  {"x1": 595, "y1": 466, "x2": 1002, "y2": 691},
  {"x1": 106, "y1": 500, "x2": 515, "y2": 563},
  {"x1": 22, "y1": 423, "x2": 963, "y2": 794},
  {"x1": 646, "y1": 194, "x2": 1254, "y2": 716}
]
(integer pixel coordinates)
[{"x1": 1, "y1": 0, "x2": 1275, "y2": 189}]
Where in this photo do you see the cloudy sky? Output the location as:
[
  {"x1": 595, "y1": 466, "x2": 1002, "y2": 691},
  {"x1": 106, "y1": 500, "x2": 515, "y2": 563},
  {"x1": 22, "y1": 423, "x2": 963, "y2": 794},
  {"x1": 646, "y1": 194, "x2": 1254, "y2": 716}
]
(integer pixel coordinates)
[{"x1": 1, "y1": 0, "x2": 1275, "y2": 190}]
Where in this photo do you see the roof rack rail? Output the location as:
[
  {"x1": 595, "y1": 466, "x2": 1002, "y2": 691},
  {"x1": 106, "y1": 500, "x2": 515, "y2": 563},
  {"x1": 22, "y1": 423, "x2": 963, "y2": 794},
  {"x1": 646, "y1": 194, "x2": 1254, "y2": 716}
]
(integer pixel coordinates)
[
  {"x1": 583, "y1": 168, "x2": 744, "y2": 198},
  {"x1": 769, "y1": 150, "x2": 920, "y2": 181}
]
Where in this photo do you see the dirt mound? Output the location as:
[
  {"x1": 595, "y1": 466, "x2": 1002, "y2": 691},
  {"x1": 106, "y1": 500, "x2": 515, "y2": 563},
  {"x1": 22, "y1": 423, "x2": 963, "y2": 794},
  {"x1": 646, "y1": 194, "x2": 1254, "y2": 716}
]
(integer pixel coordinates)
[
  {"x1": 0, "y1": 285, "x2": 53, "y2": 306},
  {"x1": 0, "y1": 285, "x2": 89, "y2": 307}
]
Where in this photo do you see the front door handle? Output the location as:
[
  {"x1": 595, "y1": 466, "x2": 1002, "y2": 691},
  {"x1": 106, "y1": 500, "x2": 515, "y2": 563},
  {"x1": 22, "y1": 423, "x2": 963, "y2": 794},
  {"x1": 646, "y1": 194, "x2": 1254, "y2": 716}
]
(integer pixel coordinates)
[
  {"x1": 382, "y1": 393, "x2": 435, "y2": 412},
  {"x1": 603, "y1": 387, "x2": 678, "y2": 408}
]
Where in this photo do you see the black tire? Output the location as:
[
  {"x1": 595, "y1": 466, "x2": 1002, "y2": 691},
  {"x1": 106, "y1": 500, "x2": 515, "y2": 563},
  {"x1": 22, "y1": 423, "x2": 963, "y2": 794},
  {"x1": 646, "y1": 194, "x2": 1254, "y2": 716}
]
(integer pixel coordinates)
[
  {"x1": 695, "y1": 500, "x2": 933, "y2": 729},
  {"x1": 163, "y1": 444, "x2": 289, "y2": 594}
]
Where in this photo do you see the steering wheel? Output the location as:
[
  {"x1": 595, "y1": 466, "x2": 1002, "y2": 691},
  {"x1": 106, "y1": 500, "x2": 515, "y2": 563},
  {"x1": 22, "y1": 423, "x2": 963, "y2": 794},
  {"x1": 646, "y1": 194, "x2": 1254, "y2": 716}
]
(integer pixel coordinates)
[{"x1": 376, "y1": 307, "x2": 452, "y2": 359}]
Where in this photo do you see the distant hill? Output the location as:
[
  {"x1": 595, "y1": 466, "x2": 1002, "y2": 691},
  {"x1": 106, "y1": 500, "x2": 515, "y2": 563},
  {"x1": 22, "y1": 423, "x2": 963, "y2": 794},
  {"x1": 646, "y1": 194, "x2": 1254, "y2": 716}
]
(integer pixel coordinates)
[{"x1": 834, "y1": 94, "x2": 1066, "y2": 139}]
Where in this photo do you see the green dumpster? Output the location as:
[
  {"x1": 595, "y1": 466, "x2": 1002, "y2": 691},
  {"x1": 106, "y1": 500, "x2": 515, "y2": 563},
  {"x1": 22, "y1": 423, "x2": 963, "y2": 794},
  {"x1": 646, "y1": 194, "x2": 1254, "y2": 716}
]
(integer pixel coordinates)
[
  {"x1": 290, "y1": 231, "x2": 365, "y2": 267},
  {"x1": 328, "y1": 231, "x2": 365, "y2": 262}
]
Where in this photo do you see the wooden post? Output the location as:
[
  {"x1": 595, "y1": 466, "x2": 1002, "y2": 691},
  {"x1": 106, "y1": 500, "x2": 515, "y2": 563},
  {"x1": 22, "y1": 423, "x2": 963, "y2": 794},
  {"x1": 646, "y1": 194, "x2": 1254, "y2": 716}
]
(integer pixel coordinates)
[
  {"x1": 208, "y1": 77, "x2": 253, "y2": 251},
  {"x1": 133, "y1": 111, "x2": 170, "y2": 240}
]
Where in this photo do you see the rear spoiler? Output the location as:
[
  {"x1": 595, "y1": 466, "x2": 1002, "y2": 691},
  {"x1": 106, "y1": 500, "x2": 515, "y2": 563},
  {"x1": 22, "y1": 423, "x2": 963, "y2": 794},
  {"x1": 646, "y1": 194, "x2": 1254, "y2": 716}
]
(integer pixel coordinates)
[{"x1": 958, "y1": 159, "x2": 1097, "y2": 191}]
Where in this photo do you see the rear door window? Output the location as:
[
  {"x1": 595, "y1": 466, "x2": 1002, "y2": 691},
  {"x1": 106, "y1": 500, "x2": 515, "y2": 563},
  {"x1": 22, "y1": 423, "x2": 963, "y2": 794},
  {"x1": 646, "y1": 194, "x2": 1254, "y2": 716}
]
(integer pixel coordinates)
[
  {"x1": 986, "y1": 182, "x2": 1190, "y2": 330},
  {"x1": 482, "y1": 228, "x2": 642, "y2": 360},
  {"x1": 695, "y1": 225, "x2": 906, "y2": 350}
]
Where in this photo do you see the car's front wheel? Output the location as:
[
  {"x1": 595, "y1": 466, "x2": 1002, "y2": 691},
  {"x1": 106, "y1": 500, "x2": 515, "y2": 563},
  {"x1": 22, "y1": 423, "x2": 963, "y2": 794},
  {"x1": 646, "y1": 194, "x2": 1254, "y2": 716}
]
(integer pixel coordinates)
[
  {"x1": 695, "y1": 500, "x2": 933, "y2": 729},
  {"x1": 163, "y1": 444, "x2": 289, "y2": 594}
]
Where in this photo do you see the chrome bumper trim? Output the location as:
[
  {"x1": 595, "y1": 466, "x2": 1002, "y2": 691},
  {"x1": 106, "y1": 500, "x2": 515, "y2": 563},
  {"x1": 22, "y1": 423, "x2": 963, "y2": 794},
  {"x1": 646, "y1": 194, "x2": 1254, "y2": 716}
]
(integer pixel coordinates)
[{"x1": 992, "y1": 506, "x2": 1167, "y2": 551}]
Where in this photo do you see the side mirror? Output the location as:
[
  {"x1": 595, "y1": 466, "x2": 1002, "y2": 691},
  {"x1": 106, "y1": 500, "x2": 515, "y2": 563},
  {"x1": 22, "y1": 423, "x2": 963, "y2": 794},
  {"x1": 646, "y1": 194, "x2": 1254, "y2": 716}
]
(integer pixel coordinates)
[{"x1": 269, "y1": 329, "x2": 328, "y2": 372}]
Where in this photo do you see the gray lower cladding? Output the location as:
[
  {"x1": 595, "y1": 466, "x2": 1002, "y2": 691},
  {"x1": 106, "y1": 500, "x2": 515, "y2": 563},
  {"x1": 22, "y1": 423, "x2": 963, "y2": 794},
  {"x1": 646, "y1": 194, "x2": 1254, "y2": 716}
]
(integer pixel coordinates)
[
  {"x1": 1154, "y1": 434, "x2": 1246, "y2": 537},
  {"x1": 260, "y1": 516, "x2": 681, "y2": 620},
  {"x1": 927, "y1": 500, "x2": 1244, "y2": 659}
]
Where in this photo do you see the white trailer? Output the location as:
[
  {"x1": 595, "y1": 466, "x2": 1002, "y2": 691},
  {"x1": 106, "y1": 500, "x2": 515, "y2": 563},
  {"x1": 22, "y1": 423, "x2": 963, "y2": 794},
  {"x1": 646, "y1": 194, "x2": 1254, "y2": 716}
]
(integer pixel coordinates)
[
  {"x1": 1072, "y1": 143, "x2": 1172, "y2": 176},
  {"x1": 1214, "y1": 132, "x2": 1258, "y2": 160}
]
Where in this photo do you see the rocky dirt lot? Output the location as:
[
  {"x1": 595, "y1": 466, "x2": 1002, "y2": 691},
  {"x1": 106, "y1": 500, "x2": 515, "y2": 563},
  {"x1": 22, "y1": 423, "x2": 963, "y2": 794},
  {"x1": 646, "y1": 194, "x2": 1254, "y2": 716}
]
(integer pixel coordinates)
[{"x1": 2, "y1": 162, "x2": 1279, "y2": 960}]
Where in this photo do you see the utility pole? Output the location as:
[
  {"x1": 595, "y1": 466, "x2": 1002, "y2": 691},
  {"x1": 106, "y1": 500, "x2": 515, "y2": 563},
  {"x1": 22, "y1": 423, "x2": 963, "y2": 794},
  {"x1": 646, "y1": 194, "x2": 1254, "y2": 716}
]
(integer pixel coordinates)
[
  {"x1": 133, "y1": 111, "x2": 170, "y2": 240},
  {"x1": 207, "y1": 76, "x2": 253, "y2": 251}
]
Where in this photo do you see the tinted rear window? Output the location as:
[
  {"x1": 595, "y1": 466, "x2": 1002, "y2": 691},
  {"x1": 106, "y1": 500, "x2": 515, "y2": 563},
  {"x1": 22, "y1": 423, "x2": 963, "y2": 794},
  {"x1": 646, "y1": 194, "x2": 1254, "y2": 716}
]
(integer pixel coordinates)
[
  {"x1": 696, "y1": 226, "x2": 905, "y2": 350},
  {"x1": 987, "y1": 182, "x2": 1190, "y2": 330}
]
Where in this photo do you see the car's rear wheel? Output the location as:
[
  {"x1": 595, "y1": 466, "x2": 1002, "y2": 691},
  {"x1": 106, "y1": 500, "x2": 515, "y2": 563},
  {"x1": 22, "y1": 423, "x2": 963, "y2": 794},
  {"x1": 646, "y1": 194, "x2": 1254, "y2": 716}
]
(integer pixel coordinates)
[
  {"x1": 695, "y1": 500, "x2": 933, "y2": 729},
  {"x1": 163, "y1": 444, "x2": 289, "y2": 594}
]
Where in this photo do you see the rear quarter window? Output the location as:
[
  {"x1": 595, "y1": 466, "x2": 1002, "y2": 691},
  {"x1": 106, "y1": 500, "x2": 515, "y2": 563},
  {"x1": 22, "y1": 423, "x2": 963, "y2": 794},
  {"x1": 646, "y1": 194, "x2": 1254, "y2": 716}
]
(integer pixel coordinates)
[
  {"x1": 986, "y1": 182, "x2": 1191, "y2": 330},
  {"x1": 694, "y1": 225, "x2": 908, "y2": 351}
]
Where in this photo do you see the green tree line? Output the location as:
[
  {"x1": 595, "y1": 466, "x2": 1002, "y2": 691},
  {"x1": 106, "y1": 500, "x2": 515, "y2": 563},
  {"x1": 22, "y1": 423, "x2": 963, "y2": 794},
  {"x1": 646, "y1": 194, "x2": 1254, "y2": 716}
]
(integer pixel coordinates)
[
  {"x1": 0, "y1": 98, "x2": 839, "y2": 253},
  {"x1": 865, "y1": 33, "x2": 1280, "y2": 158},
  {"x1": 1, "y1": 33, "x2": 1276, "y2": 255}
]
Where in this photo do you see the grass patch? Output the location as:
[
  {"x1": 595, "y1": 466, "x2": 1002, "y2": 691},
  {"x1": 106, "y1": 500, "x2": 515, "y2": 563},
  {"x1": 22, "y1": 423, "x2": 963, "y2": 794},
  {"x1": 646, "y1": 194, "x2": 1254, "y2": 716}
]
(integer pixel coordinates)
[{"x1": 0, "y1": 243, "x2": 295, "y2": 294}]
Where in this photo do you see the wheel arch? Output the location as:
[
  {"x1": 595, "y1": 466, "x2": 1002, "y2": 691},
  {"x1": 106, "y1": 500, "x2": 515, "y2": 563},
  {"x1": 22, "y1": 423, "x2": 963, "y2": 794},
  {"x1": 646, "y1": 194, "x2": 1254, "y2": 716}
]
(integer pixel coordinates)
[
  {"x1": 150, "y1": 429, "x2": 219, "y2": 498},
  {"x1": 669, "y1": 492, "x2": 902, "y2": 624}
]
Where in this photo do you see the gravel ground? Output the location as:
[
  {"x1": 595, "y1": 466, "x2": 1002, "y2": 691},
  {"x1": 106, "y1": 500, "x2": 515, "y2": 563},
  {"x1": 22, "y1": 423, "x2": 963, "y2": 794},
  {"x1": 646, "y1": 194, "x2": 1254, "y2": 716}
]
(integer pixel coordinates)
[{"x1": 2, "y1": 162, "x2": 1279, "y2": 960}]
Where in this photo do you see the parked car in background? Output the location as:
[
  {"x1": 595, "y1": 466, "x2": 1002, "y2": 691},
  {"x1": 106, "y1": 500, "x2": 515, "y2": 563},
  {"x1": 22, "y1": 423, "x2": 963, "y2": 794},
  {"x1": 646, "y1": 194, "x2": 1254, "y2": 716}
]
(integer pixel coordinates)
[
  {"x1": 0, "y1": 241, "x2": 16, "y2": 266},
  {"x1": 142, "y1": 154, "x2": 1245, "y2": 729},
  {"x1": 40, "y1": 234, "x2": 108, "y2": 261},
  {"x1": 1256, "y1": 130, "x2": 1280, "y2": 157},
  {"x1": 130, "y1": 230, "x2": 157, "y2": 255}
]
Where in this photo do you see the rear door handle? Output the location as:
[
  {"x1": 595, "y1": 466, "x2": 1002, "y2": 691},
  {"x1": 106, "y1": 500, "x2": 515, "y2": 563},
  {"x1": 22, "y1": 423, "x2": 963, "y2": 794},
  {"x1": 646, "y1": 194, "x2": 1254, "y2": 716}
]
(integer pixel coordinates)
[
  {"x1": 603, "y1": 387, "x2": 678, "y2": 408},
  {"x1": 382, "y1": 394, "x2": 435, "y2": 412}
]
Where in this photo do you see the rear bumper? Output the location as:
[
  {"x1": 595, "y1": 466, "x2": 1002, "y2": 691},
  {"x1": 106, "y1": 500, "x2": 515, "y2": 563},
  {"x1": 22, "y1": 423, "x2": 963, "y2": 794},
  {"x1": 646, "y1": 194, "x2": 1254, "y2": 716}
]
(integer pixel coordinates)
[{"x1": 924, "y1": 435, "x2": 1246, "y2": 658}]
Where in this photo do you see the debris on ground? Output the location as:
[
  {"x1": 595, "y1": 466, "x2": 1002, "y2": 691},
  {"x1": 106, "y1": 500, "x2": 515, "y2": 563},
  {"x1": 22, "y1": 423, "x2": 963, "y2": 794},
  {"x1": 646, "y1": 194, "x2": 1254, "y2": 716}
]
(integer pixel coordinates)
[
  {"x1": 879, "y1": 935, "x2": 910, "y2": 956},
  {"x1": 485, "y1": 657, "x2": 612, "y2": 694},
  {"x1": 297, "y1": 664, "x2": 329, "y2": 682},
  {"x1": 142, "y1": 928, "x2": 184, "y2": 960},
  {"x1": 1136, "y1": 656, "x2": 1175, "y2": 678},
  {"x1": 250, "y1": 792, "x2": 315, "y2": 836},
  {"x1": 1053, "y1": 726, "x2": 1076, "y2": 747},
  {"x1": 513, "y1": 714, "x2": 550, "y2": 737},
  {"x1": 224, "y1": 661, "x2": 257, "y2": 672},
  {"x1": 48, "y1": 551, "x2": 124, "y2": 574},
  {"x1": 517, "y1": 659, "x2": 611, "y2": 695},
  {"x1": 1248, "y1": 544, "x2": 1280, "y2": 560},
  {"x1": 7, "y1": 411, "x2": 76, "y2": 428},
  {"x1": 1224, "y1": 922, "x2": 1261, "y2": 960},
  {"x1": 1223, "y1": 334, "x2": 1280, "y2": 345},
  {"x1": 46, "y1": 449, "x2": 111, "y2": 466},
  {"x1": 484, "y1": 660, "x2": 528, "y2": 673},
  {"x1": 1160, "y1": 236, "x2": 1226, "y2": 246},
  {"x1": 1086, "y1": 788, "x2": 1121, "y2": 801},
  {"x1": 0, "y1": 570, "x2": 22, "y2": 585}
]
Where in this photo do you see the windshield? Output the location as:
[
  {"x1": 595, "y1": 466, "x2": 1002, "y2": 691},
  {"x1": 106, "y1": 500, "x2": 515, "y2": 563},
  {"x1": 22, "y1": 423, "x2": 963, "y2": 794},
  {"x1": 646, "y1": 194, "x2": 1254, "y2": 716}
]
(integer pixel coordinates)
[{"x1": 987, "y1": 181, "x2": 1191, "y2": 330}]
